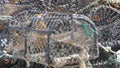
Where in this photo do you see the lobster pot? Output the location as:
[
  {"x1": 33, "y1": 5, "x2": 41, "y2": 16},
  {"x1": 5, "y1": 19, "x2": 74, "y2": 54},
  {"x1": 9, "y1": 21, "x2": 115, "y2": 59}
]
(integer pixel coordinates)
[
  {"x1": 89, "y1": 5, "x2": 120, "y2": 43},
  {"x1": 5, "y1": 11, "x2": 98, "y2": 67},
  {"x1": 89, "y1": 5, "x2": 120, "y2": 67}
]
